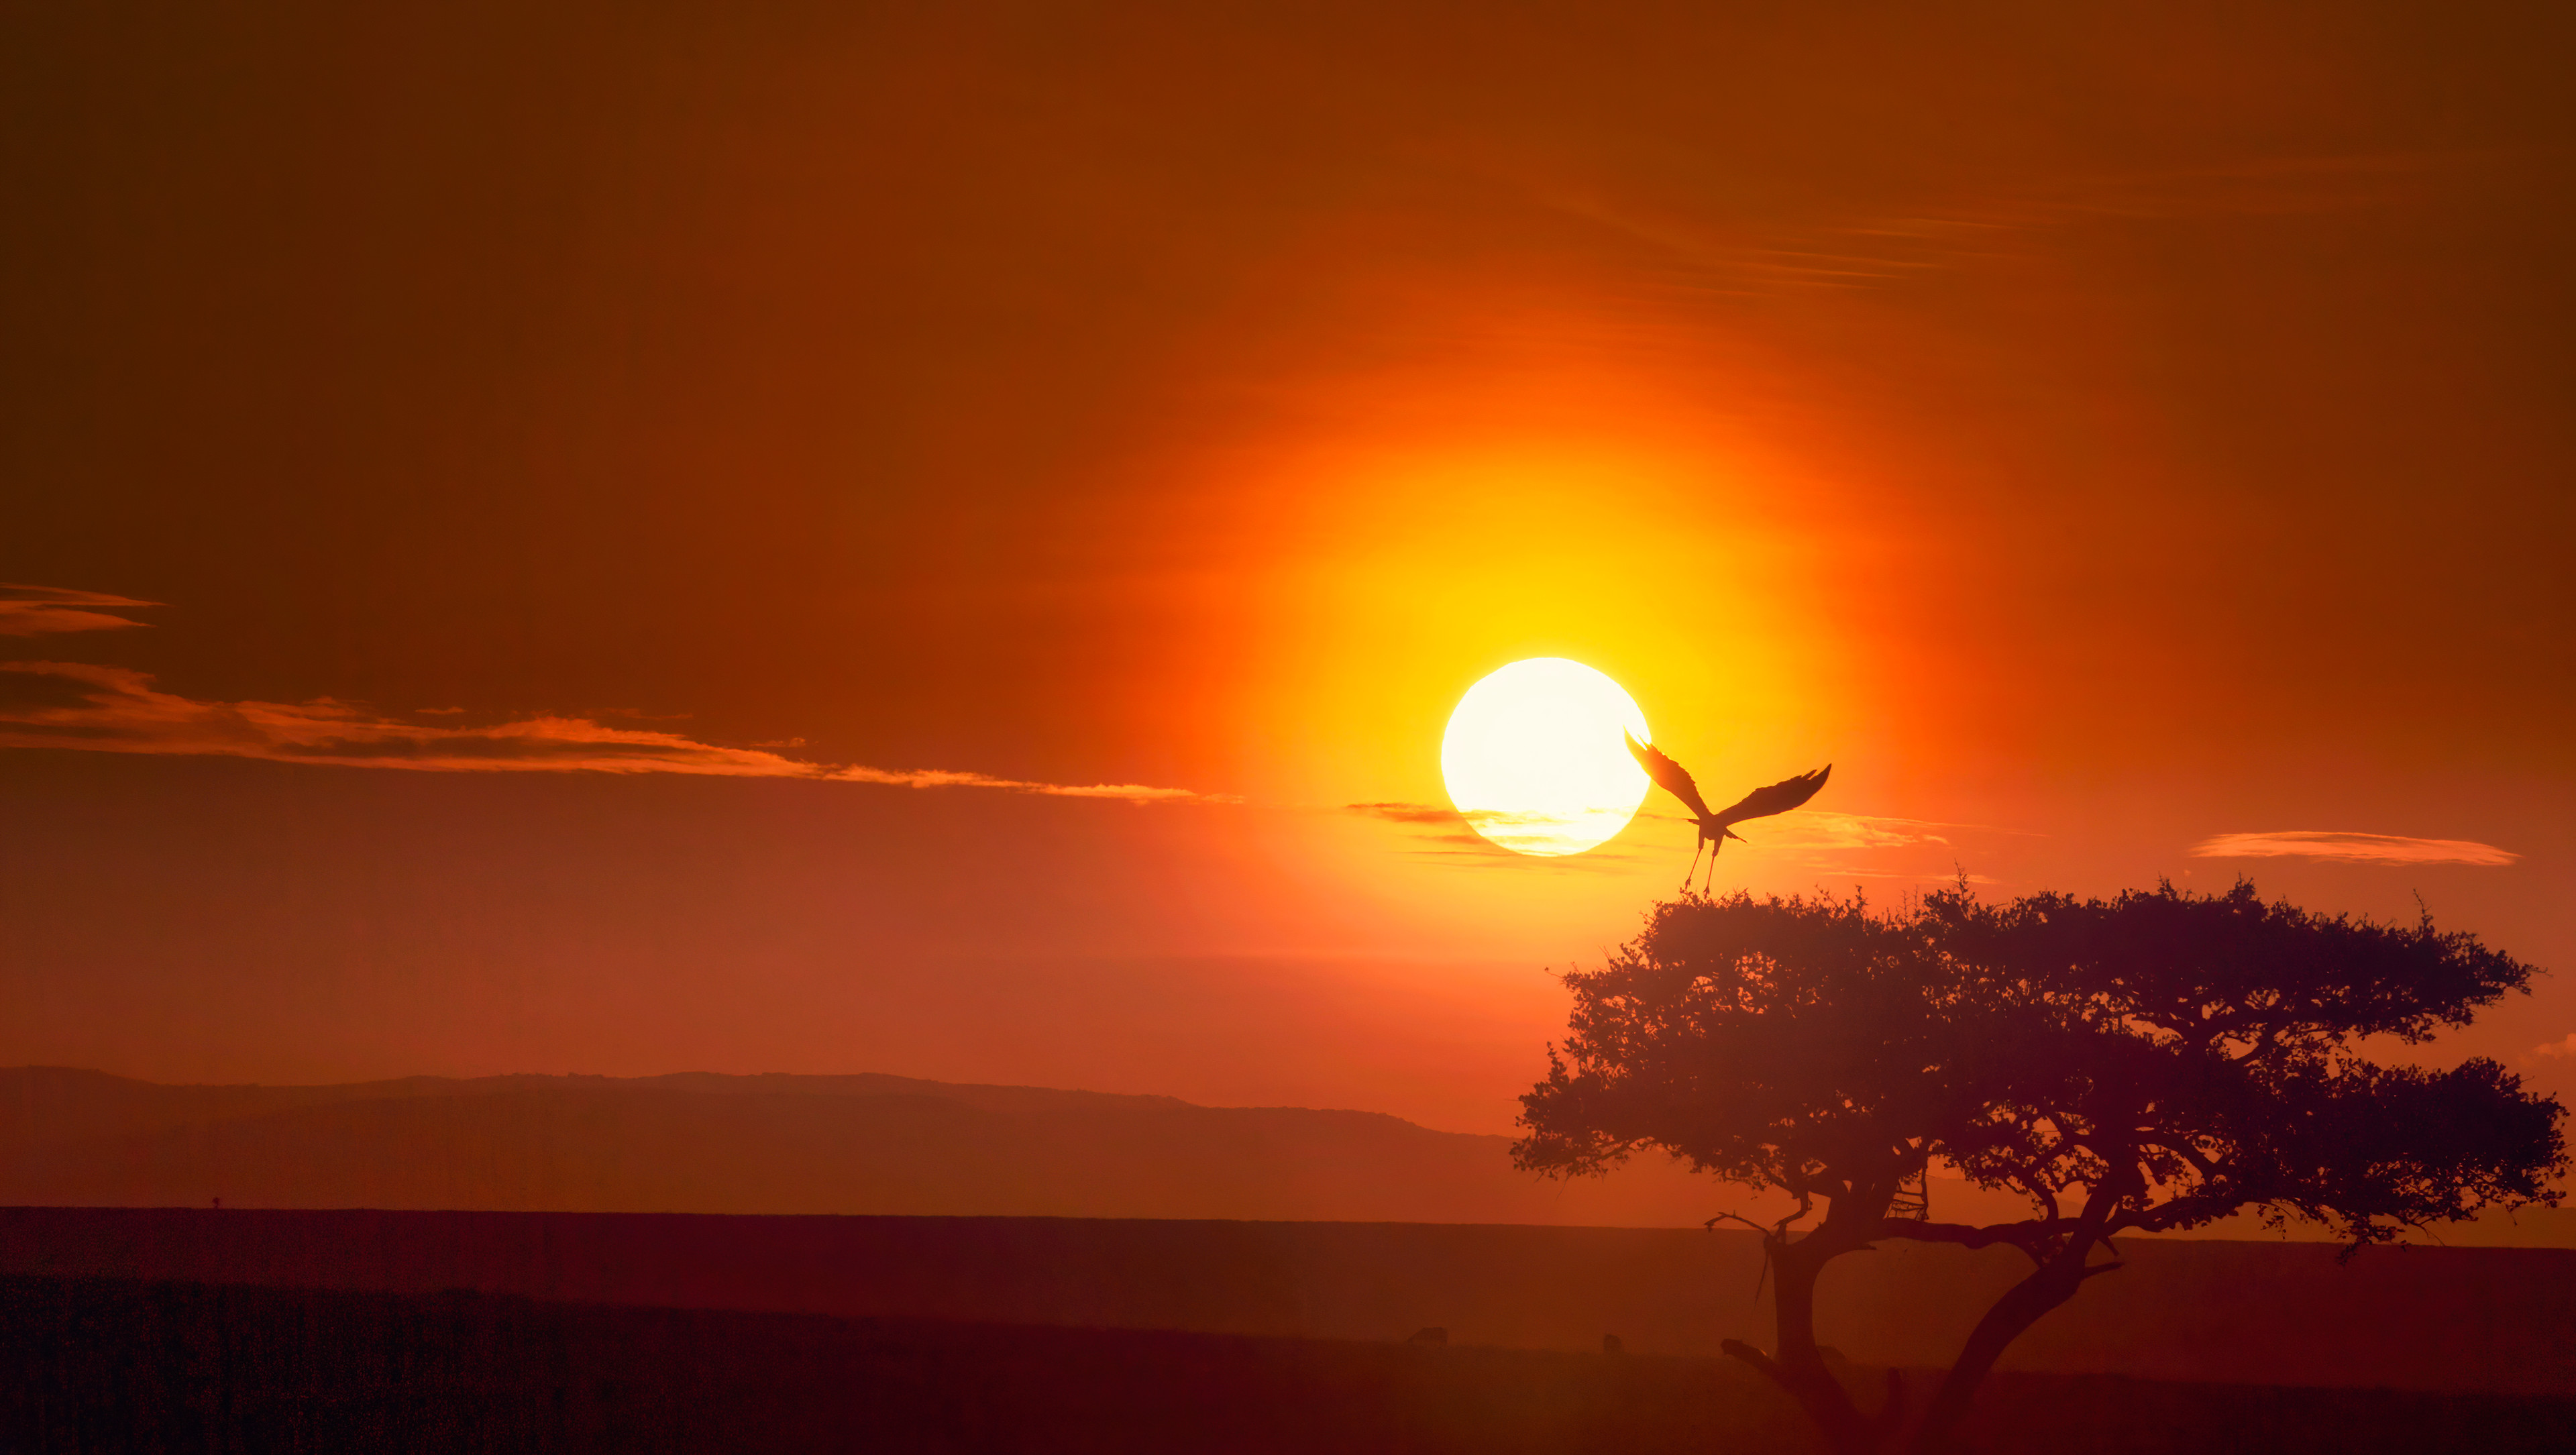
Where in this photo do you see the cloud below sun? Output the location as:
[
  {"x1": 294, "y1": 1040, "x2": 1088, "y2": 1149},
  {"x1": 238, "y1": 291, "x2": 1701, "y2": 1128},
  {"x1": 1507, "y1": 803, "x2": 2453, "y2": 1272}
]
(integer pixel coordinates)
[{"x1": 1346, "y1": 801, "x2": 1995, "y2": 877}]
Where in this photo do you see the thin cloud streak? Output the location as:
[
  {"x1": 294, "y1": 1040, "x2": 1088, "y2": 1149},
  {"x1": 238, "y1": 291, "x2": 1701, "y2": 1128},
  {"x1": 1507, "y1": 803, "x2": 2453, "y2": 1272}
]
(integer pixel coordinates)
[
  {"x1": 0, "y1": 583, "x2": 158, "y2": 637},
  {"x1": 0, "y1": 661, "x2": 1226, "y2": 804},
  {"x1": 1344, "y1": 801, "x2": 1652, "y2": 869},
  {"x1": 1664, "y1": 810, "x2": 2032, "y2": 883},
  {"x1": 1519, "y1": 150, "x2": 2457, "y2": 300},
  {"x1": 2191, "y1": 830, "x2": 2518, "y2": 866},
  {"x1": 1348, "y1": 802, "x2": 2000, "y2": 876},
  {"x1": 1407, "y1": 831, "x2": 1648, "y2": 873},
  {"x1": 1346, "y1": 801, "x2": 1597, "y2": 829},
  {"x1": 1757, "y1": 811, "x2": 1953, "y2": 852},
  {"x1": 1346, "y1": 801, "x2": 1462, "y2": 825},
  {"x1": 1361, "y1": 802, "x2": 1968, "y2": 845}
]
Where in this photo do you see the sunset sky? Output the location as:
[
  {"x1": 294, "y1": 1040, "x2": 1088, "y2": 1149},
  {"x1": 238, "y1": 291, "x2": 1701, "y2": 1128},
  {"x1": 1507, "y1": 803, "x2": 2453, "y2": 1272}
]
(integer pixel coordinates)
[{"x1": 4, "y1": 1, "x2": 2570, "y2": 1134}]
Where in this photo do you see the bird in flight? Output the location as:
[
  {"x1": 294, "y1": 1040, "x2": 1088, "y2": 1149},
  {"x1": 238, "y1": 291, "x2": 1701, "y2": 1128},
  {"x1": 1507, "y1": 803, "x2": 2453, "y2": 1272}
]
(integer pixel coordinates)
[{"x1": 1624, "y1": 733, "x2": 1831, "y2": 894}]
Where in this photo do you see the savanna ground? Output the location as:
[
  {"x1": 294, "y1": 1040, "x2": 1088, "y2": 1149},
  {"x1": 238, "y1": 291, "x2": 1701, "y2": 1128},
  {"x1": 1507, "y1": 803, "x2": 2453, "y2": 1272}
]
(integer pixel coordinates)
[{"x1": 4, "y1": 1276, "x2": 2568, "y2": 1454}]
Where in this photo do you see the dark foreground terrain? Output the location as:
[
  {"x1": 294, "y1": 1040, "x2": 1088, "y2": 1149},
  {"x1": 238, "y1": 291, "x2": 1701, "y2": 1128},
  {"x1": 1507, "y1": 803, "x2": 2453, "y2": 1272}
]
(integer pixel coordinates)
[
  {"x1": 5, "y1": 1275, "x2": 2570, "y2": 1455},
  {"x1": 10, "y1": 1206, "x2": 2574, "y2": 1395}
]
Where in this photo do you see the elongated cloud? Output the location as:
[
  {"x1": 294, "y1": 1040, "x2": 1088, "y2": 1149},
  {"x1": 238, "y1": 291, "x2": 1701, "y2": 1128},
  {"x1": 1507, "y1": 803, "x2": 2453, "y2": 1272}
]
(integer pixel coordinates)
[
  {"x1": 2190, "y1": 830, "x2": 2518, "y2": 867},
  {"x1": 0, "y1": 583, "x2": 157, "y2": 637},
  {"x1": 1750, "y1": 810, "x2": 1955, "y2": 852},
  {"x1": 2532, "y1": 1034, "x2": 2576, "y2": 1062},
  {"x1": 1353, "y1": 802, "x2": 1966, "y2": 845},
  {"x1": 1346, "y1": 802, "x2": 1464, "y2": 826},
  {"x1": 1522, "y1": 152, "x2": 2447, "y2": 299},
  {"x1": 0, "y1": 661, "x2": 1223, "y2": 803},
  {"x1": 1346, "y1": 802, "x2": 1994, "y2": 875},
  {"x1": 1349, "y1": 802, "x2": 1642, "y2": 837},
  {"x1": 1344, "y1": 802, "x2": 1641, "y2": 864}
]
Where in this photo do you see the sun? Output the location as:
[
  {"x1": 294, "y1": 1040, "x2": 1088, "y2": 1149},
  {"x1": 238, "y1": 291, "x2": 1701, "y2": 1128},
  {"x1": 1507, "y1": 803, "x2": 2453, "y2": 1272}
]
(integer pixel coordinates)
[{"x1": 1441, "y1": 658, "x2": 1652, "y2": 857}]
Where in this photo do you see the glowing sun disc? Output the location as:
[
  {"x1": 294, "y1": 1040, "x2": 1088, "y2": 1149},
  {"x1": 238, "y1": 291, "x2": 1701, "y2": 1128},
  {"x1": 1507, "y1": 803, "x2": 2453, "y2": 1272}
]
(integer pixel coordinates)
[{"x1": 1441, "y1": 658, "x2": 1652, "y2": 857}]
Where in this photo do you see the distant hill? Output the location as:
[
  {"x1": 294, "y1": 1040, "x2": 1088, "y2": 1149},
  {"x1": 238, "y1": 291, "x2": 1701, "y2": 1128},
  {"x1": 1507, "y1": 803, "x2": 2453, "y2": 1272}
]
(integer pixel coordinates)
[
  {"x1": 6, "y1": 1067, "x2": 2566, "y2": 1244},
  {"x1": 0, "y1": 1067, "x2": 1724, "y2": 1225}
]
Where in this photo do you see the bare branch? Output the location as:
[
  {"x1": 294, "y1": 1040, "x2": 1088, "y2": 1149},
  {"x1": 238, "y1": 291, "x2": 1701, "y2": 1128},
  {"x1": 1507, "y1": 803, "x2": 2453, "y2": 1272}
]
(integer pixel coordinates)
[
  {"x1": 1719, "y1": 1338, "x2": 1784, "y2": 1385},
  {"x1": 1779, "y1": 1189, "x2": 1813, "y2": 1237}
]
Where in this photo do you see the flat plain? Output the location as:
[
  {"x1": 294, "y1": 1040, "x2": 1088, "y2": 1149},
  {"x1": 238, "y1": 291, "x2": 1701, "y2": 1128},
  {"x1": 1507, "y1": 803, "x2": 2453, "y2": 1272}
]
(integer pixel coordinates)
[{"x1": 8, "y1": 1275, "x2": 2571, "y2": 1455}]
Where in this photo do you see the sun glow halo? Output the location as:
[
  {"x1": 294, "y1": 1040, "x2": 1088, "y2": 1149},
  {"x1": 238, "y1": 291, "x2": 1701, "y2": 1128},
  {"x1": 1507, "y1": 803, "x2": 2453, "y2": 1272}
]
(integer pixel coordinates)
[{"x1": 1440, "y1": 658, "x2": 1652, "y2": 857}]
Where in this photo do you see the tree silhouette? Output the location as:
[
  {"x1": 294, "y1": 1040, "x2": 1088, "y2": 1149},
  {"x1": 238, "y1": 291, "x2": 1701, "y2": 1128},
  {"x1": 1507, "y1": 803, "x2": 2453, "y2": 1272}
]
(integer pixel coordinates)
[{"x1": 1513, "y1": 882, "x2": 2565, "y2": 1455}]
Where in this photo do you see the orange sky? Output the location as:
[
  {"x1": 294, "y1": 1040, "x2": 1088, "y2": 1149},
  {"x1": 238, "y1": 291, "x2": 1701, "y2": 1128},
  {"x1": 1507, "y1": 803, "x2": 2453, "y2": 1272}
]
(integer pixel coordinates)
[{"x1": 3, "y1": 0, "x2": 2571, "y2": 1134}]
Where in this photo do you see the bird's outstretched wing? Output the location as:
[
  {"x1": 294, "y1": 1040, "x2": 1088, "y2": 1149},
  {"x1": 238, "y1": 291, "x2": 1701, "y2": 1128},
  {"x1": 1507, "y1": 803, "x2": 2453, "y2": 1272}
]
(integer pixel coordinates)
[
  {"x1": 1711, "y1": 765, "x2": 1831, "y2": 828},
  {"x1": 1625, "y1": 732, "x2": 1713, "y2": 820}
]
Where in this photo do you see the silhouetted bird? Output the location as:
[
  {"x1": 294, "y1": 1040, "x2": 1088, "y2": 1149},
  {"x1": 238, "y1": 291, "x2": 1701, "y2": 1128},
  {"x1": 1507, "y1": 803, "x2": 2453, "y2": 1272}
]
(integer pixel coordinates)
[{"x1": 1624, "y1": 733, "x2": 1830, "y2": 893}]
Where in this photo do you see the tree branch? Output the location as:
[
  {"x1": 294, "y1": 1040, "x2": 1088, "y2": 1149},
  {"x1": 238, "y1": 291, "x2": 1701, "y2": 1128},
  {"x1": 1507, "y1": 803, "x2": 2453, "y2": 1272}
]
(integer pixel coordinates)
[
  {"x1": 2106, "y1": 1192, "x2": 2237, "y2": 1236},
  {"x1": 1781, "y1": 1187, "x2": 1814, "y2": 1236},
  {"x1": 2143, "y1": 1137, "x2": 2221, "y2": 1181},
  {"x1": 2233, "y1": 1020, "x2": 2287, "y2": 1063},
  {"x1": 1719, "y1": 1338, "x2": 1782, "y2": 1382}
]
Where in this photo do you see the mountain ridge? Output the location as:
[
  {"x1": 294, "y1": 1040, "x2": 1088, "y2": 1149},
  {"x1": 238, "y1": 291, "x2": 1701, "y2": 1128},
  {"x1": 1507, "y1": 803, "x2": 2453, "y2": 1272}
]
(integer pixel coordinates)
[
  {"x1": 6, "y1": 1067, "x2": 2567, "y2": 1244},
  {"x1": 0, "y1": 1065, "x2": 1718, "y2": 1225}
]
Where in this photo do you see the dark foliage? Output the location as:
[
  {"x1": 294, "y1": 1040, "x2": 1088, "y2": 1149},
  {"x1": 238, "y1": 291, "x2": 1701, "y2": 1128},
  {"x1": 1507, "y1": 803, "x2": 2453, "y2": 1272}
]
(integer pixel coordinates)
[{"x1": 1515, "y1": 882, "x2": 2566, "y2": 1454}]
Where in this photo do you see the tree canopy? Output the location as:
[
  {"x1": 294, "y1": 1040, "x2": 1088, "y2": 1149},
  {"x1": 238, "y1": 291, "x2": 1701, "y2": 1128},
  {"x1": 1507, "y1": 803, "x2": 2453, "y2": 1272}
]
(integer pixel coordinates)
[{"x1": 1515, "y1": 881, "x2": 2564, "y2": 1454}]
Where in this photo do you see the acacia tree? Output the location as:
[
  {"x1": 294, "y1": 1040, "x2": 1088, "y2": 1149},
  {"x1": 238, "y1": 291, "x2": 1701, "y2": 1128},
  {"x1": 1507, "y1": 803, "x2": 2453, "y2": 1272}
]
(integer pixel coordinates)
[{"x1": 1514, "y1": 883, "x2": 2565, "y2": 1455}]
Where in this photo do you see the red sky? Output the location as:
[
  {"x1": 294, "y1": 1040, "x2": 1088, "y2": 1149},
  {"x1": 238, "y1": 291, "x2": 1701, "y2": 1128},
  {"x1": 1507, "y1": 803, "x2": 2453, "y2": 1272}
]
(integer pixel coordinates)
[{"x1": 3, "y1": 0, "x2": 2571, "y2": 1134}]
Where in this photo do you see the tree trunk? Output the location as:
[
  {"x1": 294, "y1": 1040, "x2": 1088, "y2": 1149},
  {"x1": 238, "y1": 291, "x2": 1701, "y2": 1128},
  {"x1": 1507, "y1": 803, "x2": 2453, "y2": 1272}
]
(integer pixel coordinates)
[
  {"x1": 1723, "y1": 1223, "x2": 1884, "y2": 1455},
  {"x1": 1902, "y1": 1187, "x2": 2131, "y2": 1454}
]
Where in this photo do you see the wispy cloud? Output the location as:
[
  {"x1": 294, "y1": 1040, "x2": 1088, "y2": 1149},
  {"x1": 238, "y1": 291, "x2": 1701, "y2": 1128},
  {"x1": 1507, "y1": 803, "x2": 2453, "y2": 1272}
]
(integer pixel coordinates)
[
  {"x1": 1342, "y1": 801, "x2": 1648, "y2": 869},
  {"x1": 2190, "y1": 830, "x2": 2518, "y2": 867},
  {"x1": 0, "y1": 583, "x2": 158, "y2": 637},
  {"x1": 1409, "y1": 833, "x2": 1648, "y2": 871},
  {"x1": 1347, "y1": 802, "x2": 1612, "y2": 835},
  {"x1": 0, "y1": 661, "x2": 1226, "y2": 804},
  {"x1": 1751, "y1": 811, "x2": 1960, "y2": 853},
  {"x1": 1520, "y1": 150, "x2": 2458, "y2": 301},
  {"x1": 1714, "y1": 810, "x2": 2038, "y2": 883},
  {"x1": 2532, "y1": 1034, "x2": 2576, "y2": 1062},
  {"x1": 1347, "y1": 802, "x2": 1462, "y2": 826}
]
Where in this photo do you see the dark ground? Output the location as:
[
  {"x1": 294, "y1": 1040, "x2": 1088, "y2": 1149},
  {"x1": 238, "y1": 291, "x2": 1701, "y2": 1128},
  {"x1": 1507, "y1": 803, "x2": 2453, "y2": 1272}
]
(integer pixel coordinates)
[
  {"x1": 14, "y1": 1205, "x2": 2575, "y2": 1396},
  {"x1": 3, "y1": 1276, "x2": 2569, "y2": 1454}
]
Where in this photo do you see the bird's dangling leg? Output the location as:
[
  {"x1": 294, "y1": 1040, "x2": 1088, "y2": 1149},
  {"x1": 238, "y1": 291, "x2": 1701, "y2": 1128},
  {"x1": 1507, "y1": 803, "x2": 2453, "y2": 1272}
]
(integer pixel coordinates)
[
  {"x1": 1700, "y1": 832, "x2": 1721, "y2": 895},
  {"x1": 1680, "y1": 835, "x2": 1703, "y2": 894}
]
